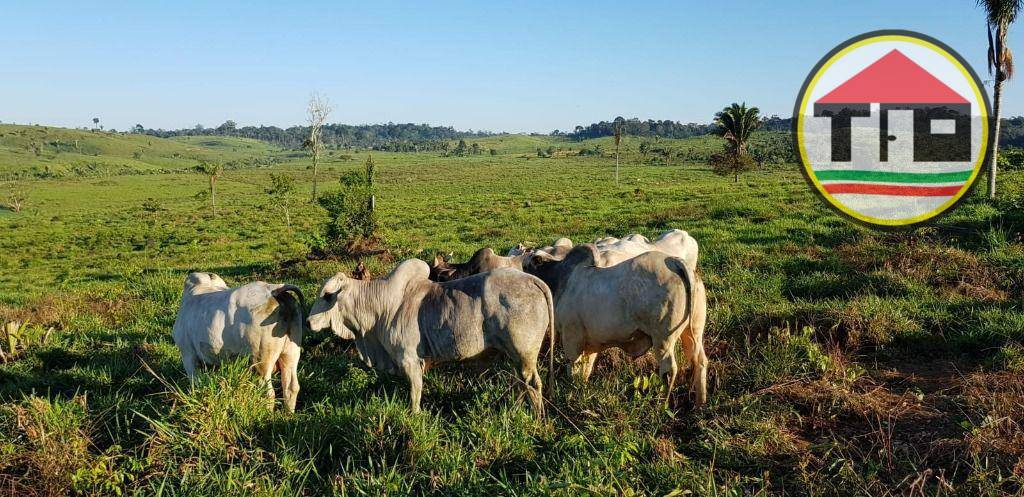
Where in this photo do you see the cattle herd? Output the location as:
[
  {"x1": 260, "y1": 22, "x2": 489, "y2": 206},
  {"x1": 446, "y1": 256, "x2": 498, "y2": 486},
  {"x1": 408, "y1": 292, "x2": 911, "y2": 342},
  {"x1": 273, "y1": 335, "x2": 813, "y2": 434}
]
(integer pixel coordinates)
[{"x1": 172, "y1": 229, "x2": 708, "y2": 417}]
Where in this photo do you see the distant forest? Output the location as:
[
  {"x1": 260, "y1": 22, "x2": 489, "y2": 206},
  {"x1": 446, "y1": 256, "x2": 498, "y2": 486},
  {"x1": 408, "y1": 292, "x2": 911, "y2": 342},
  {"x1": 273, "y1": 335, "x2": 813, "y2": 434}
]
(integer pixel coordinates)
[
  {"x1": 136, "y1": 114, "x2": 1024, "y2": 150},
  {"x1": 559, "y1": 116, "x2": 793, "y2": 140},
  {"x1": 141, "y1": 122, "x2": 496, "y2": 151}
]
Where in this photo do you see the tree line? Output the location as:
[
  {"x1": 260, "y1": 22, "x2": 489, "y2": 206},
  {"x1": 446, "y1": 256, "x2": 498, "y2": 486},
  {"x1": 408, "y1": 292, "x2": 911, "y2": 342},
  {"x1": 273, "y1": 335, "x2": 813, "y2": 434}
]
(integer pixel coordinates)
[{"x1": 138, "y1": 121, "x2": 497, "y2": 150}]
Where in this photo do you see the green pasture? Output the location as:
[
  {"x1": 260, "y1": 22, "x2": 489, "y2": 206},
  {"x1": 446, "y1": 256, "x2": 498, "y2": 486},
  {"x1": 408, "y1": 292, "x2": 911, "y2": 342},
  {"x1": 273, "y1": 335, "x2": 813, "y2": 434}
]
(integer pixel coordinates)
[{"x1": 1, "y1": 125, "x2": 1022, "y2": 495}]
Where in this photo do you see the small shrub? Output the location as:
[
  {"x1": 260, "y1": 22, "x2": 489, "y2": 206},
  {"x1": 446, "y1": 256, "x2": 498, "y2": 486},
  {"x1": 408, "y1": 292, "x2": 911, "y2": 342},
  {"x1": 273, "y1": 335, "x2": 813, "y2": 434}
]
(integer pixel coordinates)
[
  {"x1": 710, "y1": 149, "x2": 756, "y2": 182},
  {"x1": 992, "y1": 342, "x2": 1024, "y2": 373},
  {"x1": 2, "y1": 189, "x2": 27, "y2": 213},
  {"x1": 0, "y1": 321, "x2": 54, "y2": 363}
]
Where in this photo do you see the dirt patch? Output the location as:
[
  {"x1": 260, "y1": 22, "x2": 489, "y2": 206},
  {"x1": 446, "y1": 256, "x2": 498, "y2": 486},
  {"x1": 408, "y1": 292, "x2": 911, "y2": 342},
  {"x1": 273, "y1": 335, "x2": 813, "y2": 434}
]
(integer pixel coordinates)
[
  {"x1": 0, "y1": 292, "x2": 136, "y2": 329},
  {"x1": 758, "y1": 356, "x2": 1023, "y2": 490},
  {"x1": 837, "y1": 237, "x2": 1010, "y2": 302},
  {"x1": 960, "y1": 371, "x2": 1024, "y2": 477}
]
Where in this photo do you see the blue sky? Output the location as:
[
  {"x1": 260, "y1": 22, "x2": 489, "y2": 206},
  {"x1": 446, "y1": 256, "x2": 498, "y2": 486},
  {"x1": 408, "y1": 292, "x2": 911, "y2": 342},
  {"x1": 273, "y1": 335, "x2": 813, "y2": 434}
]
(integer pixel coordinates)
[{"x1": 2, "y1": 0, "x2": 1019, "y2": 133}]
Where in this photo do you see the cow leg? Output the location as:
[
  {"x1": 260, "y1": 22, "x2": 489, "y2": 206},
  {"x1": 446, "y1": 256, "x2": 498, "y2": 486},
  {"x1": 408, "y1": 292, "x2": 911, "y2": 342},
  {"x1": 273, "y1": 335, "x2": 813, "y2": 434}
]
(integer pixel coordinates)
[
  {"x1": 254, "y1": 357, "x2": 276, "y2": 404},
  {"x1": 399, "y1": 355, "x2": 424, "y2": 413},
  {"x1": 561, "y1": 325, "x2": 585, "y2": 380},
  {"x1": 651, "y1": 337, "x2": 678, "y2": 408},
  {"x1": 578, "y1": 352, "x2": 598, "y2": 382},
  {"x1": 693, "y1": 342, "x2": 708, "y2": 407},
  {"x1": 180, "y1": 348, "x2": 199, "y2": 379},
  {"x1": 517, "y1": 358, "x2": 545, "y2": 419},
  {"x1": 688, "y1": 280, "x2": 709, "y2": 407},
  {"x1": 278, "y1": 341, "x2": 301, "y2": 413}
]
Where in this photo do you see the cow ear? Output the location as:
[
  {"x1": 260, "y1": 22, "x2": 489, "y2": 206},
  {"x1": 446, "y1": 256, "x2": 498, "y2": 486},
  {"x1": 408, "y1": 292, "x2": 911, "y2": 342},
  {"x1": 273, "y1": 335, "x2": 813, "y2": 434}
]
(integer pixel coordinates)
[{"x1": 525, "y1": 251, "x2": 552, "y2": 269}]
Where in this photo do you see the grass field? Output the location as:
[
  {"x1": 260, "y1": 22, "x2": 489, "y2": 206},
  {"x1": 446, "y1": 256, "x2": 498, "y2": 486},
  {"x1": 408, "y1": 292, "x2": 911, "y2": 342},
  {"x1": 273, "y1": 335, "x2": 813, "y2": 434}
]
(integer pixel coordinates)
[{"x1": 1, "y1": 125, "x2": 1023, "y2": 496}]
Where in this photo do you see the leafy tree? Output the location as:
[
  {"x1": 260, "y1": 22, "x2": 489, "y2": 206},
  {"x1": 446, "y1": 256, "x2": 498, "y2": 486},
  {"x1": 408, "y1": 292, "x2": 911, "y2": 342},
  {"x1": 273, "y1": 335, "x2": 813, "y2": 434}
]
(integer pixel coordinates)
[
  {"x1": 265, "y1": 173, "x2": 296, "y2": 226},
  {"x1": 194, "y1": 161, "x2": 224, "y2": 216},
  {"x1": 978, "y1": 0, "x2": 1023, "y2": 198},
  {"x1": 217, "y1": 120, "x2": 238, "y2": 133},
  {"x1": 92, "y1": 117, "x2": 100, "y2": 130},
  {"x1": 452, "y1": 139, "x2": 468, "y2": 157},
  {"x1": 489, "y1": 148, "x2": 497, "y2": 156}
]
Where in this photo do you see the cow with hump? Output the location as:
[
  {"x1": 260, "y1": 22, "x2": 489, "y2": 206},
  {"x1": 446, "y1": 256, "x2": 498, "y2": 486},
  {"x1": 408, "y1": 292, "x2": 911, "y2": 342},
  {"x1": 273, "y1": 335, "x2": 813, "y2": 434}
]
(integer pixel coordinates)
[
  {"x1": 307, "y1": 258, "x2": 556, "y2": 417},
  {"x1": 172, "y1": 272, "x2": 306, "y2": 412},
  {"x1": 524, "y1": 243, "x2": 708, "y2": 406}
]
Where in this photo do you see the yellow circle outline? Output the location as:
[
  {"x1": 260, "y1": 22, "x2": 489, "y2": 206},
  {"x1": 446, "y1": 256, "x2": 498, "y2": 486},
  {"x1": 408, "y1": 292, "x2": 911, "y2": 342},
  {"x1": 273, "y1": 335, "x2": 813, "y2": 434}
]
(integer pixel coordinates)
[{"x1": 796, "y1": 34, "x2": 988, "y2": 226}]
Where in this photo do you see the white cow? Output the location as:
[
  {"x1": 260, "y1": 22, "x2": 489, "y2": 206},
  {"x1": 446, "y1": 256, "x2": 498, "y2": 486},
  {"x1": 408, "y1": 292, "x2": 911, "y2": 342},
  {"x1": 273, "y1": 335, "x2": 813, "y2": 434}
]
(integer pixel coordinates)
[
  {"x1": 172, "y1": 272, "x2": 305, "y2": 412},
  {"x1": 508, "y1": 237, "x2": 573, "y2": 258},
  {"x1": 525, "y1": 244, "x2": 707, "y2": 406},
  {"x1": 594, "y1": 229, "x2": 698, "y2": 273}
]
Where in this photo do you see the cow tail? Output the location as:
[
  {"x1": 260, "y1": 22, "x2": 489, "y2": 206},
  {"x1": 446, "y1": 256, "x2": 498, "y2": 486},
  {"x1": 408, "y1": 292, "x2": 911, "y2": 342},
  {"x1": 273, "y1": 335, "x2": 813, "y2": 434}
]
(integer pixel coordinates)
[
  {"x1": 536, "y1": 277, "x2": 557, "y2": 399},
  {"x1": 271, "y1": 284, "x2": 307, "y2": 340},
  {"x1": 665, "y1": 257, "x2": 694, "y2": 336}
]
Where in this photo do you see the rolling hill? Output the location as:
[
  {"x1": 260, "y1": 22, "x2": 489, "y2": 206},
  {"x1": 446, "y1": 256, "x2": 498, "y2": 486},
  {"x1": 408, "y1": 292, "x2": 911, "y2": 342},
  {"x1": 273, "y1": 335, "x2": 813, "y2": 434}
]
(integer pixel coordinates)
[{"x1": 0, "y1": 125, "x2": 283, "y2": 180}]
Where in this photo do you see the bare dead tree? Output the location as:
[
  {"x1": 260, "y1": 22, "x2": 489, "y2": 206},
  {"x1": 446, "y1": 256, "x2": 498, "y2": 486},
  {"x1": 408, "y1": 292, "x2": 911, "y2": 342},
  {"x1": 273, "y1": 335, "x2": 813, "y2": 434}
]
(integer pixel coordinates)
[
  {"x1": 306, "y1": 92, "x2": 332, "y2": 202},
  {"x1": 614, "y1": 121, "x2": 622, "y2": 184}
]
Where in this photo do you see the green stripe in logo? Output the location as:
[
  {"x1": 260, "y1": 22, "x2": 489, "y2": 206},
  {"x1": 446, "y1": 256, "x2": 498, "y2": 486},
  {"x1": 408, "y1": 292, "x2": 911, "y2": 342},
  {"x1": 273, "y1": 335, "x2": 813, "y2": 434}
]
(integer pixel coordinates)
[{"x1": 814, "y1": 169, "x2": 973, "y2": 184}]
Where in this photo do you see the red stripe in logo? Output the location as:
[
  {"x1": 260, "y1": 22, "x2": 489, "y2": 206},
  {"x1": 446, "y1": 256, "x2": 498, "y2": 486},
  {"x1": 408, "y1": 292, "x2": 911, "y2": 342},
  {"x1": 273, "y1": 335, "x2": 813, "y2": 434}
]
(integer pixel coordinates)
[{"x1": 823, "y1": 183, "x2": 963, "y2": 196}]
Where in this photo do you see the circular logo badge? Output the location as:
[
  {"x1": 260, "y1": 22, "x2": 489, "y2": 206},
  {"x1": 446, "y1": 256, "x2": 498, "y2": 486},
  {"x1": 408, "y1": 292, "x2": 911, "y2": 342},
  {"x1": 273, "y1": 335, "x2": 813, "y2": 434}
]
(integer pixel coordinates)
[{"x1": 793, "y1": 30, "x2": 991, "y2": 229}]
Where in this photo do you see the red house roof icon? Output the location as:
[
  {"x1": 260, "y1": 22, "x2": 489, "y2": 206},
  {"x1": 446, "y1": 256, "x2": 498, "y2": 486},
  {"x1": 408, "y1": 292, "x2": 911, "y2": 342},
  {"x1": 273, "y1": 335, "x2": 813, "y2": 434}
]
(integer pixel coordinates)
[{"x1": 816, "y1": 49, "x2": 968, "y2": 104}]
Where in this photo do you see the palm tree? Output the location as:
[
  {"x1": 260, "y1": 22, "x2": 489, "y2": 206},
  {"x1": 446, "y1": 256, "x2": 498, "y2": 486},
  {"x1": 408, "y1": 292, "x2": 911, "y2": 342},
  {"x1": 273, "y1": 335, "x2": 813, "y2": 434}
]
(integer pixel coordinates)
[
  {"x1": 712, "y1": 103, "x2": 762, "y2": 182},
  {"x1": 978, "y1": 0, "x2": 1022, "y2": 198},
  {"x1": 195, "y1": 161, "x2": 224, "y2": 217},
  {"x1": 713, "y1": 102, "x2": 761, "y2": 155}
]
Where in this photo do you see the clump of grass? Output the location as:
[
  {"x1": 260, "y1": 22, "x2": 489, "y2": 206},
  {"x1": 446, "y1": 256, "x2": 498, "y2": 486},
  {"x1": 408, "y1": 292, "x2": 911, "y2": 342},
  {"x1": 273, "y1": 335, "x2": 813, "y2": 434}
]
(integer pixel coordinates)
[
  {"x1": 992, "y1": 342, "x2": 1024, "y2": 373},
  {"x1": 147, "y1": 358, "x2": 274, "y2": 458},
  {"x1": 735, "y1": 326, "x2": 832, "y2": 390}
]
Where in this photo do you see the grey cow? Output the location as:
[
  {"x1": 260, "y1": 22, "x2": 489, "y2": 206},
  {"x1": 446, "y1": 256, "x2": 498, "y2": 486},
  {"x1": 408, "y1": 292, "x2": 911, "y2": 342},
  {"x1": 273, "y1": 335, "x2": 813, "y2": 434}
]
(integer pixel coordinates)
[{"x1": 307, "y1": 259, "x2": 555, "y2": 417}]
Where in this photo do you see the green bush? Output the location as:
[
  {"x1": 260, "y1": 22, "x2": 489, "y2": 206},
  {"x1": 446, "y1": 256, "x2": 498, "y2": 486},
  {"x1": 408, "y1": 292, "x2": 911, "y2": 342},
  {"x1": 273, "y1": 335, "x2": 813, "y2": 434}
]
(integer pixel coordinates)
[
  {"x1": 315, "y1": 156, "x2": 377, "y2": 254},
  {"x1": 997, "y1": 147, "x2": 1024, "y2": 171}
]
